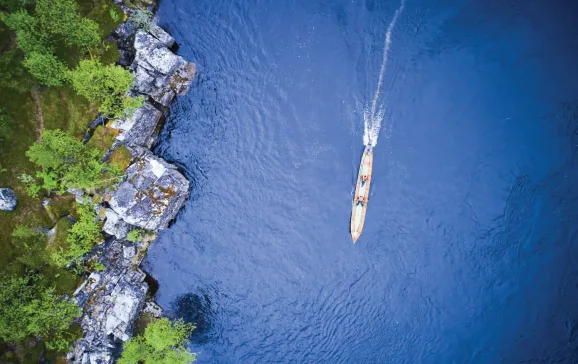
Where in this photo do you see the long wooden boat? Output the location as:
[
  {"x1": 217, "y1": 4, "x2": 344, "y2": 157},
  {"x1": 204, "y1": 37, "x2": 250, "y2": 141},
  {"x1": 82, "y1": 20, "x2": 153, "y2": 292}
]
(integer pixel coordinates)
[{"x1": 350, "y1": 146, "x2": 373, "y2": 243}]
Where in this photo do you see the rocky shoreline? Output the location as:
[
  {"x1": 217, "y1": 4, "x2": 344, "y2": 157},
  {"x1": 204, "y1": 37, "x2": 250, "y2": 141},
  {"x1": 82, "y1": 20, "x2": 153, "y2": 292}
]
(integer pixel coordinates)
[{"x1": 68, "y1": 4, "x2": 195, "y2": 363}]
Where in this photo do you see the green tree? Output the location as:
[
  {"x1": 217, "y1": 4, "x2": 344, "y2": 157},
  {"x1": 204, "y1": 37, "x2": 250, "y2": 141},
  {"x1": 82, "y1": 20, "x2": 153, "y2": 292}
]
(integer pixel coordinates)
[
  {"x1": 119, "y1": 318, "x2": 196, "y2": 364},
  {"x1": 0, "y1": 9, "x2": 51, "y2": 54},
  {"x1": 25, "y1": 129, "x2": 112, "y2": 193},
  {"x1": 0, "y1": 49, "x2": 35, "y2": 92},
  {"x1": 11, "y1": 224, "x2": 48, "y2": 268},
  {"x1": 69, "y1": 59, "x2": 142, "y2": 118},
  {"x1": 23, "y1": 51, "x2": 68, "y2": 86},
  {"x1": 0, "y1": 274, "x2": 81, "y2": 351},
  {"x1": 35, "y1": 0, "x2": 100, "y2": 50},
  {"x1": 49, "y1": 203, "x2": 101, "y2": 266},
  {"x1": 66, "y1": 203, "x2": 101, "y2": 260}
]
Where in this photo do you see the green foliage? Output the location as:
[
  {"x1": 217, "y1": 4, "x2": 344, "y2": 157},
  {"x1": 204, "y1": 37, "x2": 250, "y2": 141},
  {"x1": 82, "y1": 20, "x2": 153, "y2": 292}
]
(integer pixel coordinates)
[
  {"x1": 18, "y1": 172, "x2": 42, "y2": 197},
  {"x1": 109, "y1": 8, "x2": 119, "y2": 22},
  {"x1": 0, "y1": 274, "x2": 81, "y2": 351},
  {"x1": 50, "y1": 203, "x2": 101, "y2": 266},
  {"x1": 25, "y1": 129, "x2": 110, "y2": 193},
  {"x1": 126, "y1": 228, "x2": 145, "y2": 243},
  {"x1": 130, "y1": 9, "x2": 153, "y2": 31},
  {"x1": 1, "y1": 9, "x2": 51, "y2": 54},
  {"x1": 66, "y1": 202, "x2": 101, "y2": 256},
  {"x1": 69, "y1": 59, "x2": 142, "y2": 118},
  {"x1": 119, "y1": 318, "x2": 196, "y2": 364},
  {"x1": 35, "y1": 0, "x2": 100, "y2": 50},
  {"x1": 11, "y1": 224, "x2": 47, "y2": 269},
  {"x1": 11, "y1": 224, "x2": 40, "y2": 239},
  {"x1": 0, "y1": 49, "x2": 34, "y2": 92},
  {"x1": 23, "y1": 51, "x2": 68, "y2": 86},
  {"x1": 0, "y1": 107, "x2": 12, "y2": 142},
  {"x1": 0, "y1": 0, "x2": 34, "y2": 12}
]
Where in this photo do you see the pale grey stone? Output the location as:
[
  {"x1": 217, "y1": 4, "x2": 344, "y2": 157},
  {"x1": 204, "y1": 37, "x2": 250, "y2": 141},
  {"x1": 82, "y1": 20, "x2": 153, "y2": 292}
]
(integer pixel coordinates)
[
  {"x1": 109, "y1": 150, "x2": 189, "y2": 231},
  {"x1": 0, "y1": 188, "x2": 17, "y2": 211}
]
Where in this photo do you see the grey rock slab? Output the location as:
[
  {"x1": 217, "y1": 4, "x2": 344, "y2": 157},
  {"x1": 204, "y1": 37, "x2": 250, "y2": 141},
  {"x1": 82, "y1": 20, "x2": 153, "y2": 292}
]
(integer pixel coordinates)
[
  {"x1": 109, "y1": 102, "x2": 162, "y2": 148},
  {"x1": 109, "y1": 150, "x2": 189, "y2": 231}
]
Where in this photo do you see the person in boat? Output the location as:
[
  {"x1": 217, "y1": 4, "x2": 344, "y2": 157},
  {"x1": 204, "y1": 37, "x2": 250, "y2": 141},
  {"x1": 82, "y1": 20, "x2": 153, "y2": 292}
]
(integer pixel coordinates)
[
  {"x1": 357, "y1": 195, "x2": 364, "y2": 206},
  {"x1": 361, "y1": 174, "x2": 368, "y2": 185}
]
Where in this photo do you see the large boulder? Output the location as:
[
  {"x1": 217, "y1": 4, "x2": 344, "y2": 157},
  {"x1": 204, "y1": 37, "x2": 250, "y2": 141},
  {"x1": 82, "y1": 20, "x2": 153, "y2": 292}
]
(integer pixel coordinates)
[
  {"x1": 0, "y1": 188, "x2": 16, "y2": 211},
  {"x1": 109, "y1": 149, "x2": 189, "y2": 231},
  {"x1": 69, "y1": 240, "x2": 148, "y2": 363},
  {"x1": 109, "y1": 101, "x2": 163, "y2": 148},
  {"x1": 131, "y1": 30, "x2": 196, "y2": 107}
]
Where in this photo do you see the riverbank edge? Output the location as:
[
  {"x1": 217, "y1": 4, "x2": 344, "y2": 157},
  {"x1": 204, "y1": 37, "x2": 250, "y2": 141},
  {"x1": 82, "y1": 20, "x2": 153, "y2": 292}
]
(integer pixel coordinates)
[{"x1": 67, "y1": 1, "x2": 195, "y2": 363}]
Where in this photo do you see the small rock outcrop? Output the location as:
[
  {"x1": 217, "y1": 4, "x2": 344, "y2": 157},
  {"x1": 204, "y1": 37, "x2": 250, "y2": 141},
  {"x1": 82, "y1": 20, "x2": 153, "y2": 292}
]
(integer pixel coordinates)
[
  {"x1": 109, "y1": 148, "x2": 189, "y2": 231},
  {"x1": 0, "y1": 188, "x2": 17, "y2": 211},
  {"x1": 70, "y1": 12, "x2": 195, "y2": 362},
  {"x1": 69, "y1": 240, "x2": 148, "y2": 364},
  {"x1": 109, "y1": 101, "x2": 162, "y2": 149},
  {"x1": 131, "y1": 30, "x2": 196, "y2": 107}
]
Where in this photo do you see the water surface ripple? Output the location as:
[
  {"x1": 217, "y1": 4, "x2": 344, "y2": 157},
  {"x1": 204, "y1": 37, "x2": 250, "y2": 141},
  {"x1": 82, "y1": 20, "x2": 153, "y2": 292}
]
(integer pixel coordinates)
[{"x1": 145, "y1": 0, "x2": 578, "y2": 362}]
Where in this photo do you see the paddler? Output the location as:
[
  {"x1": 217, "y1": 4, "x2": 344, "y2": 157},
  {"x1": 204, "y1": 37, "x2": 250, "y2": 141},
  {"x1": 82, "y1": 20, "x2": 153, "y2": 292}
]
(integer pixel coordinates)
[
  {"x1": 357, "y1": 195, "x2": 364, "y2": 206},
  {"x1": 361, "y1": 174, "x2": 368, "y2": 185}
]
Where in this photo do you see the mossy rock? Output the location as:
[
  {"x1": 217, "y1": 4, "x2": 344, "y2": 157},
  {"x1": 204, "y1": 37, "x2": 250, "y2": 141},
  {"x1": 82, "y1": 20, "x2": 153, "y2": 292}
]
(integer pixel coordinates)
[
  {"x1": 109, "y1": 145, "x2": 133, "y2": 170},
  {"x1": 87, "y1": 125, "x2": 119, "y2": 154}
]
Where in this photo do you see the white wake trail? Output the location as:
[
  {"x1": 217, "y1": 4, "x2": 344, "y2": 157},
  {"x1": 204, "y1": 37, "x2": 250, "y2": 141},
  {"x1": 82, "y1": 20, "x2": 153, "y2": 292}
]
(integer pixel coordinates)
[{"x1": 364, "y1": 0, "x2": 405, "y2": 147}]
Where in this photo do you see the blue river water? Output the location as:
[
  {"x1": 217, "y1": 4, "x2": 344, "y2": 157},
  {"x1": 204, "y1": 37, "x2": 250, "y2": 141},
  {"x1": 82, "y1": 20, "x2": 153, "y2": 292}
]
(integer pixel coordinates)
[{"x1": 144, "y1": 0, "x2": 578, "y2": 362}]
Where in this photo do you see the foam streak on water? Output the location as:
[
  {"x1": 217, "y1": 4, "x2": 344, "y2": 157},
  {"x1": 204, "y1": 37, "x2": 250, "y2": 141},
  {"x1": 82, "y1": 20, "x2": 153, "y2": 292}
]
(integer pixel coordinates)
[{"x1": 364, "y1": 0, "x2": 405, "y2": 147}]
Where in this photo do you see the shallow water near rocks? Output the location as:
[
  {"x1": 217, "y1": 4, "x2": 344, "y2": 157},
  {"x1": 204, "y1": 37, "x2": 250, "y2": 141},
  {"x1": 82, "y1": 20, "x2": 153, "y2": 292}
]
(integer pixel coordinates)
[{"x1": 144, "y1": 0, "x2": 578, "y2": 362}]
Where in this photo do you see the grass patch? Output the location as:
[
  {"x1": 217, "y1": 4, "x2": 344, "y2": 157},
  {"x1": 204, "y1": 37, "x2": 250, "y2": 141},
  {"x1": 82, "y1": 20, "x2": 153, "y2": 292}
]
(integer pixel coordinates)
[
  {"x1": 38, "y1": 85, "x2": 98, "y2": 137},
  {"x1": 109, "y1": 145, "x2": 133, "y2": 170},
  {"x1": 87, "y1": 125, "x2": 118, "y2": 153}
]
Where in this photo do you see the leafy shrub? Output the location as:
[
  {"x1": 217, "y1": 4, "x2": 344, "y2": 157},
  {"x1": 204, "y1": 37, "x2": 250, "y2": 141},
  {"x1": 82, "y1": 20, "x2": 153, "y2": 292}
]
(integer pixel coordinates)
[
  {"x1": 35, "y1": 0, "x2": 100, "y2": 50},
  {"x1": 50, "y1": 203, "x2": 101, "y2": 266},
  {"x1": 23, "y1": 51, "x2": 68, "y2": 86},
  {"x1": 119, "y1": 318, "x2": 196, "y2": 364},
  {"x1": 126, "y1": 228, "x2": 145, "y2": 243},
  {"x1": 25, "y1": 129, "x2": 111, "y2": 194},
  {"x1": 0, "y1": 274, "x2": 81, "y2": 351},
  {"x1": 0, "y1": 10, "x2": 52, "y2": 54},
  {"x1": 69, "y1": 59, "x2": 143, "y2": 118},
  {"x1": 18, "y1": 172, "x2": 42, "y2": 198},
  {"x1": 0, "y1": 49, "x2": 34, "y2": 92},
  {"x1": 110, "y1": 9, "x2": 119, "y2": 22}
]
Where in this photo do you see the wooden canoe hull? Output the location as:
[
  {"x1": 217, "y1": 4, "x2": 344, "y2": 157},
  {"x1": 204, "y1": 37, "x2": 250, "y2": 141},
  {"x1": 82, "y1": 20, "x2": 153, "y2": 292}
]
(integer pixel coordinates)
[{"x1": 350, "y1": 146, "x2": 373, "y2": 243}]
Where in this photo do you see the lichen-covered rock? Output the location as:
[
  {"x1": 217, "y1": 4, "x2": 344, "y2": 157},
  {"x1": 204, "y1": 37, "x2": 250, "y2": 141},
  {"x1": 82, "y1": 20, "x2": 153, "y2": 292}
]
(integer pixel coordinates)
[
  {"x1": 109, "y1": 102, "x2": 162, "y2": 148},
  {"x1": 111, "y1": 20, "x2": 138, "y2": 67},
  {"x1": 149, "y1": 24, "x2": 175, "y2": 48},
  {"x1": 69, "y1": 240, "x2": 148, "y2": 363},
  {"x1": 0, "y1": 188, "x2": 16, "y2": 211},
  {"x1": 170, "y1": 61, "x2": 196, "y2": 96},
  {"x1": 131, "y1": 30, "x2": 195, "y2": 107},
  {"x1": 109, "y1": 149, "x2": 189, "y2": 231},
  {"x1": 102, "y1": 208, "x2": 131, "y2": 240}
]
